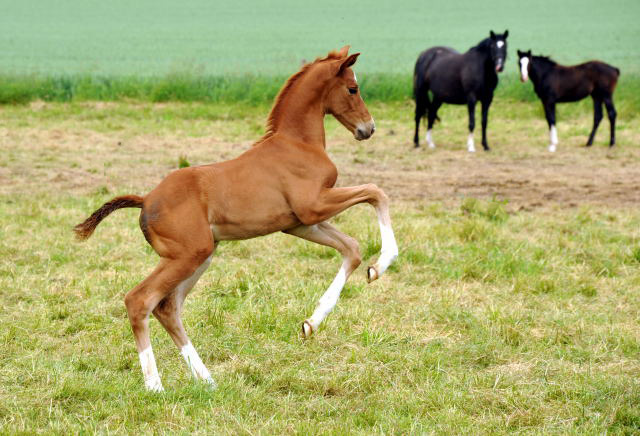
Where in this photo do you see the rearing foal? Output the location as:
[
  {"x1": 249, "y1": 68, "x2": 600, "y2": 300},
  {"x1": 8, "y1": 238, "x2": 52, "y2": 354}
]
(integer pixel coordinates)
[{"x1": 74, "y1": 47, "x2": 398, "y2": 392}]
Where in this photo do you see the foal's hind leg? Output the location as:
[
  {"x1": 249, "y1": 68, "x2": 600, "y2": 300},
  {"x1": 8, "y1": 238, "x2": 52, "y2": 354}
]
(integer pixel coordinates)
[
  {"x1": 414, "y1": 92, "x2": 428, "y2": 148},
  {"x1": 604, "y1": 97, "x2": 617, "y2": 146},
  {"x1": 586, "y1": 97, "x2": 603, "y2": 146},
  {"x1": 124, "y1": 255, "x2": 210, "y2": 391},
  {"x1": 152, "y1": 250, "x2": 216, "y2": 387},
  {"x1": 284, "y1": 222, "x2": 361, "y2": 338}
]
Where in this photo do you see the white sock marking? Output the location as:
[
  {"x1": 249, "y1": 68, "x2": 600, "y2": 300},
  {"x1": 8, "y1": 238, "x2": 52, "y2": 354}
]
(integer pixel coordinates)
[
  {"x1": 467, "y1": 133, "x2": 476, "y2": 152},
  {"x1": 308, "y1": 266, "x2": 347, "y2": 329},
  {"x1": 181, "y1": 342, "x2": 215, "y2": 386},
  {"x1": 139, "y1": 347, "x2": 163, "y2": 392},
  {"x1": 426, "y1": 129, "x2": 435, "y2": 148},
  {"x1": 549, "y1": 125, "x2": 558, "y2": 152},
  {"x1": 519, "y1": 57, "x2": 529, "y2": 81}
]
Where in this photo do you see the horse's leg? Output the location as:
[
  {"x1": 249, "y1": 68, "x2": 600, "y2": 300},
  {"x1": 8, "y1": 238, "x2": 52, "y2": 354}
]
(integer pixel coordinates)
[
  {"x1": 544, "y1": 101, "x2": 558, "y2": 152},
  {"x1": 466, "y1": 96, "x2": 477, "y2": 152},
  {"x1": 284, "y1": 222, "x2": 361, "y2": 338},
  {"x1": 152, "y1": 249, "x2": 216, "y2": 387},
  {"x1": 124, "y1": 252, "x2": 211, "y2": 391},
  {"x1": 480, "y1": 97, "x2": 493, "y2": 151},
  {"x1": 295, "y1": 184, "x2": 398, "y2": 283},
  {"x1": 414, "y1": 91, "x2": 427, "y2": 148},
  {"x1": 426, "y1": 98, "x2": 441, "y2": 148},
  {"x1": 586, "y1": 96, "x2": 603, "y2": 146},
  {"x1": 604, "y1": 96, "x2": 617, "y2": 146}
]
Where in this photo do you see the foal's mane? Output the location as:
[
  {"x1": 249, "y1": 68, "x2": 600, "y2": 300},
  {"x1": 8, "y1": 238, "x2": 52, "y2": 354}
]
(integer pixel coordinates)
[
  {"x1": 260, "y1": 50, "x2": 344, "y2": 140},
  {"x1": 532, "y1": 55, "x2": 557, "y2": 66}
]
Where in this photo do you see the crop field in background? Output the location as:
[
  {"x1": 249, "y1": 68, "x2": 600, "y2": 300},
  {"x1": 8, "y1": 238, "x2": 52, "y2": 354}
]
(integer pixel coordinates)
[
  {"x1": 0, "y1": 0, "x2": 639, "y2": 108},
  {"x1": 0, "y1": 100, "x2": 639, "y2": 434}
]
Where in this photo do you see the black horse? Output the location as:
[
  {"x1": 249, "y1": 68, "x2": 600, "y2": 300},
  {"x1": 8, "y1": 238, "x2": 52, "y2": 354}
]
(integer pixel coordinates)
[
  {"x1": 413, "y1": 30, "x2": 509, "y2": 151},
  {"x1": 517, "y1": 50, "x2": 619, "y2": 152}
]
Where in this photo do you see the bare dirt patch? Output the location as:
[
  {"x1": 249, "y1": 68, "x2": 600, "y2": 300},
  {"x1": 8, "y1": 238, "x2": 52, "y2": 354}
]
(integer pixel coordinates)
[{"x1": 1, "y1": 104, "x2": 638, "y2": 210}]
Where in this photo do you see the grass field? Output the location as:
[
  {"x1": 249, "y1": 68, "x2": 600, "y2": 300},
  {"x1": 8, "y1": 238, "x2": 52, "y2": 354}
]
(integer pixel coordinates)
[{"x1": 1, "y1": 100, "x2": 639, "y2": 434}]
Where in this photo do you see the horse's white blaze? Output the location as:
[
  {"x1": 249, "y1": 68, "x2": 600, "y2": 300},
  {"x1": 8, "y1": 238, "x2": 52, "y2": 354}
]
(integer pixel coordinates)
[
  {"x1": 497, "y1": 41, "x2": 504, "y2": 48},
  {"x1": 308, "y1": 265, "x2": 347, "y2": 329},
  {"x1": 426, "y1": 129, "x2": 435, "y2": 148},
  {"x1": 353, "y1": 71, "x2": 357, "y2": 83},
  {"x1": 467, "y1": 133, "x2": 476, "y2": 153},
  {"x1": 549, "y1": 125, "x2": 558, "y2": 152},
  {"x1": 139, "y1": 346, "x2": 163, "y2": 392},
  {"x1": 181, "y1": 342, "x2": 215, "y2": 386},
  {"x1": 520, "y1": 57, "x2": 530, "y2": 81}
]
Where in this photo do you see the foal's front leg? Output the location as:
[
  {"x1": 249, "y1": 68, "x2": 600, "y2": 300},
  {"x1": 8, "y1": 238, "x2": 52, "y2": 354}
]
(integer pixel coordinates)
[
  {"x1": 284, "y1": 222, "x2": 361, "y2": 338},
  {"x1": 294, "y1": 184, "x2": 399, "y2": 283}
]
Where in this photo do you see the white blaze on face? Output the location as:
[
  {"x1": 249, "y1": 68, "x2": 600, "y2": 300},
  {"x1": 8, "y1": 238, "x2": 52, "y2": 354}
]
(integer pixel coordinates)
[
  {"x1": 520, "y1": 57, "x2": 530, "y2": 82},
  {"x1": 497, "y1": 41, "x2": 504, "y2": 48},
  {"x1": 353, "y1": 71, "x2": 357, "y2": 84}
]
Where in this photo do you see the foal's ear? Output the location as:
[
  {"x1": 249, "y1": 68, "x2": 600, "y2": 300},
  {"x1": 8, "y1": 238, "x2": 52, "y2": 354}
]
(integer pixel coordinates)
[
  {"x1": 490, "y1": 30, "x2": 496, "y2": 40},
  {"x1": 338, "y1": 53, "x2": 360, "y2": 75},
  {"x1": 517, "y1": 49, "x2": 523, "y2": 57},
  {"x1": 504, "y1": 30, "x2": 509, "y2": 38},
  {"x1": 337, "y1": 45, "x2": 351, "y2": 58}
]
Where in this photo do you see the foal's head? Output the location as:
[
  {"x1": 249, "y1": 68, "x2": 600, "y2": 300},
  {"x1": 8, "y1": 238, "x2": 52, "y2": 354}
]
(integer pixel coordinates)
[
  {"x1": 322, "y1": 47, "x2": 375, "y2": 140},
  {"x1": 489, "y1": 30, "x2": 509, "y2": 72},
  {"x1": 517, "y1": 49, "x2": 533, "y2": 82}
]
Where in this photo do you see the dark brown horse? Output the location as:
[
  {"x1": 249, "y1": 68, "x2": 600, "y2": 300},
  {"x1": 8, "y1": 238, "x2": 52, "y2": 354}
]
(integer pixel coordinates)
[{"x1": 517, "y1": 50, "x2": 620, "y2": 152}]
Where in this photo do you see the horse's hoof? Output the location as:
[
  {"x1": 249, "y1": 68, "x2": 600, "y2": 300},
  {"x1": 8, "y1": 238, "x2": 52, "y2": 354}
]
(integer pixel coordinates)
[
  {"x1": 301, "y1": 320, "x2": 313, "y2": 339},
  {"x1": 367, "y1": 266, "x2": 379, "y2": 283},
  {"x1": 548, "y1": 144, "x2": 557, "y2": 153}
]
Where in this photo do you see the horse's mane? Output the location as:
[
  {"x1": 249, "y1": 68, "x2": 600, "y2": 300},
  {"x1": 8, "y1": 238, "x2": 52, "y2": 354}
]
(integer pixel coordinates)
[
  {"x1": 469, "y1": 38, "x2": 492, "y2": 52},
  {"x1": 259, "y1": 50, "x2": 344, "y2": 142},
  {"x1": 532, "y1": 55, "x2": 557, "y2": 66}
]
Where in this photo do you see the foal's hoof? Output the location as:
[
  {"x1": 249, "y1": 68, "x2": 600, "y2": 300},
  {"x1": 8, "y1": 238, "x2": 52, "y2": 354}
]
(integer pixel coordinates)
[
  {"x1": 367, "y1": 266, "x2": 379, "y2": 283},
  {"x1": 301, "y1": 320, "x2": 313, "y2": 339}
]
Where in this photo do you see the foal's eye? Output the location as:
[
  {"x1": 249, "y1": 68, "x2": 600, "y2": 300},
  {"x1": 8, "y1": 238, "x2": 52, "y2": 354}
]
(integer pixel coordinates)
[{"x1": 348, "y1": 87, "x2": 358, "y2": 95}]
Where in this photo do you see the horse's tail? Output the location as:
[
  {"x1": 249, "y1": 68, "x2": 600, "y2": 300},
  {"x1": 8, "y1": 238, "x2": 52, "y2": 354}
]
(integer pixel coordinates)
[
  {"x1": 74, "y1": 195, "x2": 144, "y2": 240},
  {"x1": 413, "y1": 49, "x2": 439, "y2": 100},
  {"x1": 414, "y1": 49, "x2": 441, "y2": 122}
]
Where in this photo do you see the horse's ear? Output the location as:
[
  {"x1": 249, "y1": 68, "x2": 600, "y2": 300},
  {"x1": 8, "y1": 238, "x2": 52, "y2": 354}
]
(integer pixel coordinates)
[
  {"x1": 338, "y1": 53, "x2": 360, "y2": 75},
  {"x1": 490, "y1": 30, "x2": 496, "y2": 40},
  {"x1": 517, "y1": 49, "x2": 523, "y2": 57},
  {"x1": 504, "y1": 30, "x2": 509, "y2": 38},
  {"x1": 527, "y1": 49, "x2": 532, "y2": 56},
  {"x1": 337, "y1": 45, "x2": 350, "y2": 58}
]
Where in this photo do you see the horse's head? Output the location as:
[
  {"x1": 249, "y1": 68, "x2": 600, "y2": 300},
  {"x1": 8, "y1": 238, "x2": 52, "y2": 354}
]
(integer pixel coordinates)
[
  {"x1": 489, "y1": 30, "x2": 509, "y2": 72},
  {"x1": 323, "y1": 46, "x2": 375, "y2": 141},
  {"x1": 517, "y1": 49, "x2": 532, "y2": 82}
]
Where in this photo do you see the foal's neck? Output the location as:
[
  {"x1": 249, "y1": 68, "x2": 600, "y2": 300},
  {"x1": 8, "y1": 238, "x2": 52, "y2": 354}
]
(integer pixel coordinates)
[{"x1": 266, "y1": 70, "x2": 327, "y2": 148}]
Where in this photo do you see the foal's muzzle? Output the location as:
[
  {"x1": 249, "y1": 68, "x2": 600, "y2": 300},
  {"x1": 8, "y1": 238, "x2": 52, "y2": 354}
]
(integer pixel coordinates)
[{"x1": 355, "y1": 119, "x2": 376, "y2": 140}]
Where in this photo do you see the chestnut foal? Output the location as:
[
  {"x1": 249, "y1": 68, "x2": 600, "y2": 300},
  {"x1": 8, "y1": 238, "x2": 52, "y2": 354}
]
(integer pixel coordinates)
[{"x1": 74, "y1": 47, "x2": 398, "y2": 392}]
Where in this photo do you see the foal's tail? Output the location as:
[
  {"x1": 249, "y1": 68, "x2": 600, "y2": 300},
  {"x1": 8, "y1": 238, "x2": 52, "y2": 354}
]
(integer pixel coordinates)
[{"x1": 74, "y1": 195, "x2": 144, "y2": 240}]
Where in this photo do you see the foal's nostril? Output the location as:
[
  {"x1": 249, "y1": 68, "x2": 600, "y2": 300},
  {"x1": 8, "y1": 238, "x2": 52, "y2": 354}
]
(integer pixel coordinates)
[
  {"x1": 371, "y1": 125, "x2": 376, "y2": 134},
  {"x1": 357, "y1": 127, "x2": 367, "y2": 138}
]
